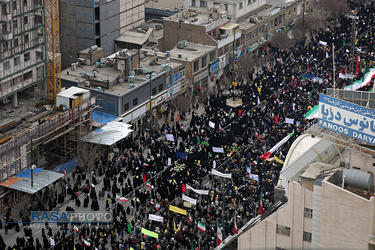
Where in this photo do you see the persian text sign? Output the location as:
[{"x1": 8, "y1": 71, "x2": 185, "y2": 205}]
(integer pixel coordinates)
[{"x1": 318, "y1": 94, "x2": 375, "y2": 145}]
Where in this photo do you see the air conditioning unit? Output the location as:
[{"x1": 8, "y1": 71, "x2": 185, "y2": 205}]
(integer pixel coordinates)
[
  {"x1": 130, "y1": 71, "x2": 135, "y2": 76},
  {"x1": 182, "y1": 40, "x2": 187, "y2": 47},
  {"x1": 129, "y1": 75, "x2": 135, "y2": 83},
  {"x1": 71, "y1": 63, "x2": 77, "y2": 71},
  {"x1": 177, "y1": 42, "x2": 184, "y2": 49},
  {"x1": 119, "y1": 49, "x2": 128, "y2": 56},
  {"x1": 143, "y1": 68, "x2": 148, "y2": 74},
  {"x1": 165, "y1": 51, "x2": 170, "y2": 58}
]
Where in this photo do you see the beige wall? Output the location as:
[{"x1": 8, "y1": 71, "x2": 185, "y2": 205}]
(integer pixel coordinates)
[{"x1": 319, "y1": 180, "x2": 375, "y2": 249}]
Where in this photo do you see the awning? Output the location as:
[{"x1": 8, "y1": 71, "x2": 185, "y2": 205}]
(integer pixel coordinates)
[
  {"x1": 0, "y1": 167, "x2": 64, "y2": 194},
  {"x1": 81, "y1": 121, "x2": 133, "y2": 146},
  {"x1": 92, "y1": 110, "x2": 121, "y2": 127},
  {"x1": 220, "y1": 22, "x2": 239, "y2": 30}
]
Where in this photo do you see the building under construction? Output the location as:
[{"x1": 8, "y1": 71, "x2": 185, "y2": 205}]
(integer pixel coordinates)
[{"x1": 0, "y1": 87, "x2": 95, "y2": 210}]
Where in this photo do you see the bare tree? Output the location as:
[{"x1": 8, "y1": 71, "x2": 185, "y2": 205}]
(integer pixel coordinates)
[
  {"x1": 271, "y1": 32, "x2": 292, "y2": 51},
  {"x1": 77, "y1": 141, "x2": 103, "y2": 176},
  {"x1": 319, "y1": 0, "x2": 349, "y2": 21},
  {"x1": 171, "y1": 95, "x2": 192, "y2": 113}
]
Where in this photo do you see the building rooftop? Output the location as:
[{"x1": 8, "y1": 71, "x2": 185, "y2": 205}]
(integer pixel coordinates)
[
  {"x1": 238, "y1": 4, "x2": 282, "y2": 30},
  {"x1": 168, "y1": 42, "x2": 216, "y2": 62},
  {"x1": 115, "y1": 28, "x2": 153, "y2": 45},
  {"x1": 145, "y1": 0, "x2": 184, "y2": 11}
]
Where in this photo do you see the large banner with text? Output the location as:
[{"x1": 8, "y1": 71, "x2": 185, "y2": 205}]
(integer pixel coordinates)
[{"x1": 318, "y1": 94, "x2": 375, "y2": 145}]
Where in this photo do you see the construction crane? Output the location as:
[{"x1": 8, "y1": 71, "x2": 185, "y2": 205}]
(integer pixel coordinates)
[{"x1": 45, "y1": 0, "x2": 61, "y2": 103}]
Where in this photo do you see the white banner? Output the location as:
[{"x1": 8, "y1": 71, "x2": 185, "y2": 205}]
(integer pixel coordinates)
[
  {"x1": 149, "y1": 214, "x2": 164, "y2": 222},
  {"x1": 249, "y1": 173, "x2": 259, "y2": 182},
  {"x1": 285, "y1": 118, "x2": 294, "y2": 124},
  {"x1": 212, "y1": 169, "x2": 232, "y2": 179},
  {"x1": 166, "y1": 134, "x2": 175, "y2": 141},
  {"x1": 168, "y1": 158, "x2": 171, "y2": 166},
  {"x1": 319, "y1": 40, "x2": 327, "y2": 46},
  {"x1": 213, "y1": 160, "x2": 216, "y2": 168},
  {"x1": 212, "y1": 147, "x2": 224, "y2": 153},
  {"x1": 209, "y1": 121, "x2": 215, "y2": 128},
  {"x1": 186, "y1": 184, "x2": 209, "y2": 195},
  {"x1": 182, "y1": 194, "x2": 197, "y2": 205},
  {"x1": 339, "y1": 73, "x2": 355, "y2": 79}
]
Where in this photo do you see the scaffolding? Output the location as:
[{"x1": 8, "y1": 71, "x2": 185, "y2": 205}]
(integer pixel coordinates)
[{"x1": 0, "y1": 99, "x2": 94, "y2": 210}]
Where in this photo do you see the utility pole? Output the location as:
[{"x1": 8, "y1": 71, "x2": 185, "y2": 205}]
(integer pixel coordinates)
[
  {"x1": 302, "y1": 0, "x2": 306, "y2": 29},
  {"x1": 148, "y1": 74, "x2": 152, "y2": 136},
  {"x1": 232, "y1": 27, "x2": 236, "y2": 86},
  {"x1": 349, "y1": 14, "x2": 359, "y2": 85},
  {"x1": 333, "y1": 43, "x2": 336, "y2": 97}
]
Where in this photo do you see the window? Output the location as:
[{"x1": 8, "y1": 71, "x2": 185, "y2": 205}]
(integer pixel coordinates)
[
  {"x1": 289, "y1": 10, "x2": 291, "y2": 16},
  {"x1": 202, "y1": 55, "x2": 207, "y2": 68},
  {"x1": 213, "y1": 2, "x2": 220, "y2": 5},
  {"x1": 36, "y1": 66, "x2": 44, "y2": 80},
  {"x1": 13, "y1": 75, "x2": 22, "y2": 84},
  {"x1": 24, "y1": 52, "x2": 30, "y2": 61},
  {"x1": 209, "y1": 51, "x2": 216, "y2": 62},
  {"x1": 24, "y1": 34, "x2": 29, "y2": 44},
  {"x1": 294, "y1": 7, "x2": 296, "y2": 13},
  {"x1": 239, "y1": 2, "x2": 243, "y2": 9},
  {"x1": 2, "y1": 23, "x2": 7, "y2": 33},
  {"x1": 3, "y1": 61, "x2": 10, "y2": 71},
  {"x1": 259, "y1": 25, "x2": 264, "y2": 34},
  {"x1": 200, "y1": 1, "x2": 207, "y2": 7},
  {"x1": 23, "y1": 0, "x2": 27, "y2": 7},
  {"x1": 191, "y1": 0, "x2": 196, "y2": 6},
  {"x1": 13, "y1": 19, "x2": 18, "y2": 29},
  {"x1": 276, "y1": 224, "x2": 290, "y2": 236},
  {"x1": 303, "y1": 231, "x2": 312, "y2": 242},
  {"x1": 246, "y1": 33, "x2": 251, "y2": 41},
  {"x1": 152, "y1": 87, "x2": 157, "y2": 96},
  {"x1": 248, "y1": 0, "x2": 251, "y2": 4},
  {"x1": 224, "y1": 4, "x2": 228, "y2": 10},
  {"x1": 23, "y1": 71, "x2": 32, "y2": 80},
  {"x1": 34, "y1": 14, "x2": 42, "y2": 24},
  {"x1": 158, "y1": 83, "x2": 163, "y2": 92},
  {"x1": 14, "y1": 57, "x2": 20, "y2": 65},
  {"x1": 253, "y1": 30, "x2": 258, "y2": 38},
  {"x1": 24, "y1": 15, "x2": 28, "y2": 25},
  {"x1": 193, "y1": 60, "x2": 199, "y2": 72},
  {"x1": 178, "y1": 68, "x2": 185, "y2": 79},
  {"x1": 304, "y1": 208, "x2": 313, "y2": 218},
  {"x1": 36, "y1": 50, "x2": 43, "y2": 60},
  {"x1": 2, "y1": 41, "x2": 8, "y2": 51},
  {"x1": 14, "y1": 38, "x2": 18, "y2": 47},
  {"x1": 12, "y1": 1, "x2": 17, "y2": 10},
  {"x1": 133, "y1": 98, "x2": 138, "y2": 106},
  {"x1": 124, "y1": 102, "x2": 129, "y2": 112},
  {"x1": 1, "y1": 4, "x2": 6, "y2": 15},
  {"x1": 253, "y1": 0, "x2": 256, "y2": 2}
]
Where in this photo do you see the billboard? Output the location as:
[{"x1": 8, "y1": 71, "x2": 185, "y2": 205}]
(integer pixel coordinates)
[{"x1": 318, "y1": 94, "x2": 375, "y2": 145}]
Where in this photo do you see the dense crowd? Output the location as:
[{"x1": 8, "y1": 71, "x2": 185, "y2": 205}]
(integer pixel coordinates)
[{"x1": 2, "y1": 1, "x2": 375, "y2": 249}]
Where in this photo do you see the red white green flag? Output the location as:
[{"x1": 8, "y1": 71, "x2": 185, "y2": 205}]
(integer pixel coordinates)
[
  {"x1": 146, "y1": 182, "x2": 154, "y2": 189},
  {"x1": 217, "y1": 220, "x2": 223, "y2": 245},
  {"x1": 188, "y1": 212, "x2": 192, "y2": 223},
  {"x1": 233, "y1": 212, "x2": 238, "y2": 234},
  {"x1": 260, "y1": 131, "x2": 294, "y2": 160},
  {"x1": 84, "y1": 239, "x2": 91, "y2": 247},
  {"x1": 259, "y1": 190, "x2": 263, "y2": 215},
  {"x1": 198, "y1": 221, "x2": 206, "y2": 232}
]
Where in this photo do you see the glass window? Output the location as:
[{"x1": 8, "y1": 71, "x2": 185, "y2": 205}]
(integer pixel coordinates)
[
  {"x1": 24, "y1": 52, "x2": 30, "y2": 61},
  {"x1": 3, "y1": 61, "x2": 10, "y2": 71},
  {"x1": 24, "y1": 34, "x2": 29, "y2": 44},
  {"x1": 14, "y1": 57, "x2": 20, "y2": 65},
  {"x1": 23, "y1": 0, "x2": 27, "y2": 6},
  {"x1": 200, "y1": 1, "x2": 207, "y2": 7},
  {"x1": 124, "y1": 102, "x2": 129, "y2": 112},
  {"x1": 253, "y1": 30, "x2": 258, "y2": 38},
  {"x1": 14, "y1": 38, "x2": 18, "y2": 47},
  {"x1": 202, "y1": 55, "x2": 207, "y2": 68},
  {"x1": 192, "y1": 0, "x2": 196, "y2": 6},
  {"x1": 2, "y1": 41, "x2": 8, "y2": 51},
  {"x1": 193, "y1": 60, "x2": 199, "y2": 72},
  {"x1": 152, "y1": 87, "x2": 157, "y2": 96},
  {"x1": 248, "y1": 0, "x2": 251, "y2": 5},
  {"x1": 303, "y1": 231, "x2": 312, "y2": 242},
  {"x1": 23, "y1": 71, "x2": 32, "y2": 80},
  {"x1": 209, "y1": 51, "x2": 216, "y2": 62},
  {"x1": 239, "y1": 2, "x2": 243, "y2": 9},
  {"x1": 246, "y1": 33, "x2": 251, "y2": 41},
  {"x1": 133, "y1": 98, "x2": 138, "y2": 106},
  {"x1": 13, "y1": 19, "x2": 17, "y2": 29},
  {"x1": 304, "y1": 208, "x2": 313, "y2": 218},
  {"x1": 259, "y1": 25, "x2": 264, "y2": 34},
  {"x1": 158, "y1": 83, "x2": 163, "y2": 92},
  {"x1": 24, "y1": 15, "x2": 28, "y2": 25},
  {"x1": 276, "y1": 224, "x2": 290, "y2": 236},
  {"x1": 178, "y1": 68, "x2": 185, "y2": 79},
  {"x1": 1, "y1": 5, "x2": 6, "y2": 15},
  {"x1": 12, "y1": 1, "x2": 17, "y2": 10}
]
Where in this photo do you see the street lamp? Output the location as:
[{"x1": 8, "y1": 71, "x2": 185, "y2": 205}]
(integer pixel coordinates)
[{"x1": 147, "y1": 73, "x2": 157, "y2": 135}]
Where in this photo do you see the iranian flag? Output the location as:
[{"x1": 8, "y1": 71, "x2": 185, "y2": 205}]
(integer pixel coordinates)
[
  {"x1": 146, "y1": 182, "x2": 154, "y2": 189},
  {"x1": 120, "y1": 197, "x2": 128, "y2": 202},
  {"x1": 144, "y1": 162, "x2": 149, "y2": 167},
  {"x1": 217, "y1": 221, "x2": 223, "y2": 246},
  {"x1": 84, "y1": 239, "x2": 91, "y2": 247},
  {"x1": 259, "y1": 190, "x2": 263, "y2": 215},
  {"x1": 73, "y1": 226, "x2": 79, "y2": 232},
  {"x1": 272, "y1": 113, "x2": 278, "y2": 123},
  {"x1": 62, "y1": 169, "x2": 67, "y2": 175},
  {"x1": 260, "y1": 131, "x2": 295, "y2": 160},
  {"x1": 233, "y1": 212, "x2": 238, "y2": 234},
  {"x1": 252, "y1": 160, "x2": 258, "y2": 165},
  {"x1": 116, "y1": 193, "x2": 120, "y2": 200},
  {"x1": 188, "y1": 212, "x2": 192, "y2": 223},
  {"x1": 198, "y1": 221, "x2": 206, "y2": 232},
  {"x1": 276, "y1": 98, "x2": 280, "y2": 105}
]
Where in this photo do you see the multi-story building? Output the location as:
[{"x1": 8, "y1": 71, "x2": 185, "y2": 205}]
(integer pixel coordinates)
[
  {"x1": 59, "y1": 0, "x2": 145, "y2": 68},
  {"x1": 0, "y1": 0, "x2": 46, "y2": 106}
]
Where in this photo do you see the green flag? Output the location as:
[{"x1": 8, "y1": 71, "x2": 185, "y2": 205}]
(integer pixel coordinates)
[
  {"x1": 362, "y1": 63, "x2": 370, "y2": 81},
  {"x1": 343, "y1": 40, "x2": 345, "y2": 46},
  {"x1": 128, "y1": 224, "x2": 132, "y2": 233},
  {"x1": 191, "y1": 241, "x2": 195, "y2": 250},
  {"x1": 197, "y1": 137, "x2": 201, "y2": 145},
  {"x1": 202, "y1": 141, "x2": 209, "y2": 146}
]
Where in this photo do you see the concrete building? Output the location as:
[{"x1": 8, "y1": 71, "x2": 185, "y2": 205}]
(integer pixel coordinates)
[
  {"x1": 0, "y1": 0, "x2": 46, "y2": 106},
  {"x1": 233, "y1": 91, "x2": 375, "y2": 250},
  {"x1": 183, "y1": 0, "x2": 267, "y2": 22},
  {"x1": 59, "y1": 0, "x2": 145, "y2": 68}
]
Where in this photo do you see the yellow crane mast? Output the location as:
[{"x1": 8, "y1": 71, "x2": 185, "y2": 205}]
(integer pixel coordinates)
[{"x1": 45, "y1": 0, "x2": 61, "y2": 103}]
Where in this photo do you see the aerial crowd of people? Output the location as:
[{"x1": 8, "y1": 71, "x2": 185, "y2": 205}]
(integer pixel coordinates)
[{"x1": 1, "y1": 1, "x2": 375, "y2": 249}]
